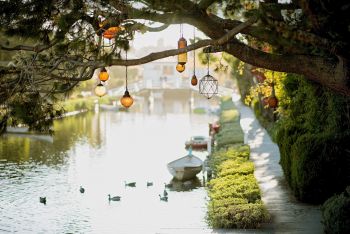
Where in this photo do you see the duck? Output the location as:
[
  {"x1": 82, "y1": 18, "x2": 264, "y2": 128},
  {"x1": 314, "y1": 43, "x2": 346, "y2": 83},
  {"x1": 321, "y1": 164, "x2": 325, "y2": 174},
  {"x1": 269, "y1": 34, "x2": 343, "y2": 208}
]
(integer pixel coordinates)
[
  {"x1": 79, "y1": 186, "x2": 85, "y2": 194},
  {"x1": 108, "y1": 194, "x2": 121, "y2": 201},
  {"x1": 124, "y1": 181, "x2": 136, "y2": 187},
  {"x1": 159, "y1": 194, "x2": 168, "y2": 202},
  {"x1": 146, "y1": 182, "x2": 153, "y2": 187},
  {"x1": 39, "y1": 197, "x2": 46, "y2": 205},
  {"x1": 163, "y1": 189, "x2": 168, "y2": 197}
]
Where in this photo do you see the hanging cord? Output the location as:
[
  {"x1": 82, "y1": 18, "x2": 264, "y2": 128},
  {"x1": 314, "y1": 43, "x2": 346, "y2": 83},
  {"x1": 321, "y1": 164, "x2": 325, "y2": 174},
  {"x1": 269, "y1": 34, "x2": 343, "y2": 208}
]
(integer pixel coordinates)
[
  {"x1": 206, "y1": 52, "x2": 210, "y2": 75},
  {"x1": 125, "y1": 50, "x2": 128, "y2": 91},
  {"x1": 193, "y1": 26, "x2": 196, "y2": 74},
  {"x1": 180, "y1": 24, "x2": 183, "y2": 38}
]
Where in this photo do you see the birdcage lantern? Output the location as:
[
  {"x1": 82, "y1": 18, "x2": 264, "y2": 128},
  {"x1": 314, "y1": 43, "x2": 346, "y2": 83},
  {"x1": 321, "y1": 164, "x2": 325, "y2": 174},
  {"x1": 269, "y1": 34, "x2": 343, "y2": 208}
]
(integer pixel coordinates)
[
  {"x1": 199, "y1": 74, "x2": 218, "y2": 99},
  {"x1": 199, "y1": 51, "x2": 218, "y2": 99}
]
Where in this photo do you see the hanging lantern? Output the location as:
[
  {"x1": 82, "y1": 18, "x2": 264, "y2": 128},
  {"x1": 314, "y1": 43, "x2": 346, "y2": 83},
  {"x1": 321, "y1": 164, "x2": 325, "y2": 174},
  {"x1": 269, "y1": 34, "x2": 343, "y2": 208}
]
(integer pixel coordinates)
[
  {"x1": 191, "y1": 74, "x2": 198, "y2": 86},
  {"x1": 95, "y1": 83, "x2": 107, "y2": 97},
  {"x1": 199, "y1": 51, "x2": 218, "y2": 99},
  {"x1": 176, "y1": 63, "x2": 185, "y2": 73},
  {"x1": 178, "y1": 37, "x2": 187, "y2": 65},
  {"x1": 199, "y1": 74, "x2": 218, "y2": 99},
  {"x1": 268, "y1": 96, "x2": 278, "y2": 108},
  {"x1": 102, "y1": 26, "x2": 120, "y2": 39},
  {"x1": 191, "y1": 26, "x2": 197, "y2": 86},
  {"x1": 120, "y1": 90, "x2": 134, "y2": 108},
  {"x1": 99, "y1": 67, "x2": 109, "y2": 82},
  {"x1": 120, "y1": 50, "x2": 133, "y2": 108}
]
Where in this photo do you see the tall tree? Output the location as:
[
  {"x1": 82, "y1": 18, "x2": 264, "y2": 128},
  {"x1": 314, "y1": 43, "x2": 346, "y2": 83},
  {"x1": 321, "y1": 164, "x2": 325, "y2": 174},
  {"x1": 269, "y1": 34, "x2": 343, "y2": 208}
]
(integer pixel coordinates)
[{"x1": 0, "y1": 0, "x2": 349, "y2": 131}]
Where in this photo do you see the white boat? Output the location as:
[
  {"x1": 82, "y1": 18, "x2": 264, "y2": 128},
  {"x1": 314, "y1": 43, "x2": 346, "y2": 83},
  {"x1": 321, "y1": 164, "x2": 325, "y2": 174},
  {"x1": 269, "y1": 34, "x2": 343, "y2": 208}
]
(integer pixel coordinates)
[{"x1": 167, "y1": 151, "x2": 203, "y2": 181}]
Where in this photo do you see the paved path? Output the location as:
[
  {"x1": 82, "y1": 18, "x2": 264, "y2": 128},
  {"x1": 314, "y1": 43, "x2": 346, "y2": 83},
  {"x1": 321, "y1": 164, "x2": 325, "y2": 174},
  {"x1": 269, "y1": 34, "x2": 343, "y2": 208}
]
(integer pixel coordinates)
[{"x1": 232, "y1": 94, "x2": 323, "y2": 234}]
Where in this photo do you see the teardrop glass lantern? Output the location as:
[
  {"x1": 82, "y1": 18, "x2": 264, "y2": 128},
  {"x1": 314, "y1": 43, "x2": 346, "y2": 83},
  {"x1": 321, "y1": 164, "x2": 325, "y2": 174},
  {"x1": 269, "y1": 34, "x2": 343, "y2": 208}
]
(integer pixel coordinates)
[{"x1": 191, "y1": 74, "x2": 198, "y2": 86}]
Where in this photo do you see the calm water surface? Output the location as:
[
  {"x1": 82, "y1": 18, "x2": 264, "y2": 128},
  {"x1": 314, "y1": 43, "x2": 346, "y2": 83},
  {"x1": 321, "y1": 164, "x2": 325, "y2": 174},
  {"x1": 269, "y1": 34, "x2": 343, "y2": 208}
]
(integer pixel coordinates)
[{"x1": 0, "y1": 90, "x2": 219, "y2": 234}]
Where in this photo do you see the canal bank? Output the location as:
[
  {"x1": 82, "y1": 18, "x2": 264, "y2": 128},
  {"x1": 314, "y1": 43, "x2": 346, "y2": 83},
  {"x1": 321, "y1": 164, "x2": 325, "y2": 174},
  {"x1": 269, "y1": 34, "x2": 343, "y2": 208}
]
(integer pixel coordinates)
[{"x1": 232, "y1": 93, "x2": 323, "y2": 233}]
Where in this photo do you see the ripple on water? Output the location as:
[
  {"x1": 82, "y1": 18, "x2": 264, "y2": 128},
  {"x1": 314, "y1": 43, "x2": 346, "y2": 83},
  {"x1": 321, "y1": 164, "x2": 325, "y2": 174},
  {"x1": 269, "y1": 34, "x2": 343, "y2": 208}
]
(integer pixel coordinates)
[{"x1": 0, "y1": 98, "x2": 217, "y2": 233}]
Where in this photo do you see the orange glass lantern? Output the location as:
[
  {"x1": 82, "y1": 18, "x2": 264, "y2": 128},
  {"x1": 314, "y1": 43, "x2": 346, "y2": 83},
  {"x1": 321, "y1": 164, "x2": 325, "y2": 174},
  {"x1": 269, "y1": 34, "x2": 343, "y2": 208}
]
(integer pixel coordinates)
[
  {"x1": 268, "y1": 96, "x2": 278, "y2": 108},
  {"x1": 102, "y1": 27, "x2": 120, "y2": 39},
  {"x1": 191, "y1": 74, "x2": 198, "y2": 86},
  {"x1": 99, "y1": 67, "x2": 109, "y2": 82},
  {"x1": 178, "y1": 37, "x2": 187, "y2": 65},
  {"x1": 120, "y1": 90, "x2": 133, "y2": 108},
  {"x1": 176, "y1": 63, "x2": 185, "y2": 73}
]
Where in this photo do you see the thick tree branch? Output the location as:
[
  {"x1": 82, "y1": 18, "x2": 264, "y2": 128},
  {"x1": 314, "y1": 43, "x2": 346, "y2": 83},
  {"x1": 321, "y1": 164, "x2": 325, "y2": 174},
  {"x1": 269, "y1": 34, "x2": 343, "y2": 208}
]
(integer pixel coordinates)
[
  {"x1": 0, "y1": 41, "x2": 57, "y2": 52},
  {"x1": 198, "y1": 0, "x2": 217, "y2": 9},
  {"x1": 129, "y1": 22, "x2": 169, "y2": 32},
  {"x1": 223, "y1": 40, "x2": 350, "y2": 95}
]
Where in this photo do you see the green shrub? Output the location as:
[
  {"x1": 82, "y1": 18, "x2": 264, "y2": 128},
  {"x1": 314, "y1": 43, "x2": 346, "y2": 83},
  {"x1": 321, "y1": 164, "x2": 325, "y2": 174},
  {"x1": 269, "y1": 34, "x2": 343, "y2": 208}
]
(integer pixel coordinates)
[
  {"x1": 275, "y1": 74, "x2": 350, "y2": 203},
  {"x1": 220, "y1": 96, "x2": 236, "y2": 110},
  {"x1": 207, "y1": 97, "x2": 269, "y2": 228},
  {"x1": 220, "y1": 109, "x2": 240, "y2": 124},
  {"x1": 321, "y1": 187, "x2": 350, "y2": 234},
  {"x1": 215, "y1": 122, "x2": 244, "y2": 149}
]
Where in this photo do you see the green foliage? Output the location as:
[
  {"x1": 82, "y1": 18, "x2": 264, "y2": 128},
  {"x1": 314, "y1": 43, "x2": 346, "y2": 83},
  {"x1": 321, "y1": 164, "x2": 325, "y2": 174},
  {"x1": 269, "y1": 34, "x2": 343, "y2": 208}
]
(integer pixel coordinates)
[
  {"x1": 215, "y1": 123, "x2": 244, "y2": 149},
  {"x1": 321, "y1": 187, "x2": 350, "y2": 234},
  {"x1": 207, "y1": 144, "x2": 270, "y2": 228},
  {"x1": 215, "y1": 98, "x2": 244, "y2": 149},
  {"x1": 207, "y1": 97, "x2": 269, "y2": 229},
  {"x1": 275, "y1": 74, "x2": 350, "y2": 203},
  {"x1": 3, "y1": 92, "x2": 63, "y2": 134},
  {"x1": 193, "y1": 107, "x2": 206, "y2": 114}
]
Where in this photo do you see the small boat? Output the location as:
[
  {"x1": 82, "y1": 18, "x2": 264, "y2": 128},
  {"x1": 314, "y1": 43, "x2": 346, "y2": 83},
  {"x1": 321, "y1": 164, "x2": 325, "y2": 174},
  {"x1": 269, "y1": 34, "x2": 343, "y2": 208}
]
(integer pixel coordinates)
[
  {"x1": 185, "y1": 136, "x2": 208, "y2": 150},
  {"x1": 167, "y1": 151, "x2": 203, "y2": 181}
]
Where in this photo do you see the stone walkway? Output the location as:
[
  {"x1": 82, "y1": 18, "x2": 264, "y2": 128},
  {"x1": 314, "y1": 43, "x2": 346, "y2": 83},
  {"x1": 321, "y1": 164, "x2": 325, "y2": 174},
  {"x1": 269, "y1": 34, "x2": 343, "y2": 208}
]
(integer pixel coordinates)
[{"x1": 232, "y1": 93, "x2": 323, "y2": 234}]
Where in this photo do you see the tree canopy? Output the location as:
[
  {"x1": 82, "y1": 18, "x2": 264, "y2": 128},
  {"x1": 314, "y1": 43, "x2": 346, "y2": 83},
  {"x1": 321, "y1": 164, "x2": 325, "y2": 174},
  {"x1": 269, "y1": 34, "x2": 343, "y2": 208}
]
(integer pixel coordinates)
[{"x1": 0, "y1": 0, "x2": 349, "y2": 131}]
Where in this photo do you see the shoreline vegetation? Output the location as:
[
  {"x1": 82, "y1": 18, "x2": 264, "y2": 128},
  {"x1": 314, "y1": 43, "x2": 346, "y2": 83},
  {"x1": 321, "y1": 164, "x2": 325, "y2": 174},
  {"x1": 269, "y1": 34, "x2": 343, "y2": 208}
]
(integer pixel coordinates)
[
  {"x1": 61, "y1": 96, "x2": 115, "y2": 113},
  {"x1": 207, "y1": 96, "x2": 270, "y2": 228}
]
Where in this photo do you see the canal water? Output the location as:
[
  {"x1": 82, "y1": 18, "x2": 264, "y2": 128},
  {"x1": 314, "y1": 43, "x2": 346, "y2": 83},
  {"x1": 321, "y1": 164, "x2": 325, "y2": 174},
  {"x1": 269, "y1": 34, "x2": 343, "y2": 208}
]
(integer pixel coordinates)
[{"x1": 0, "y1": 90, "x2": 219, "y2": 233}]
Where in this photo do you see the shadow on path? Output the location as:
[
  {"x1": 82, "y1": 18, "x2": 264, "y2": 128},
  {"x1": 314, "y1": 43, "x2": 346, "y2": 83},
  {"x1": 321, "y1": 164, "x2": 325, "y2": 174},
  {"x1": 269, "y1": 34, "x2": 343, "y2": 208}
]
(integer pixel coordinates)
[{"x1": 232, "y1": 93, "x2": 323, "y2": 234}]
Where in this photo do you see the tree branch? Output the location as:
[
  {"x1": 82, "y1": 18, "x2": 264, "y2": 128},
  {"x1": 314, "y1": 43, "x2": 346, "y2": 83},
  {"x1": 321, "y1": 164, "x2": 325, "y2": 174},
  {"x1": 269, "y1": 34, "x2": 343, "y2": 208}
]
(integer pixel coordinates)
[
  {"x1": 0, "y1": 41, "x2": 57, "y2": 52},
  {"x1": 198, "y1": 0, "x2": 217, "y2": 9}
]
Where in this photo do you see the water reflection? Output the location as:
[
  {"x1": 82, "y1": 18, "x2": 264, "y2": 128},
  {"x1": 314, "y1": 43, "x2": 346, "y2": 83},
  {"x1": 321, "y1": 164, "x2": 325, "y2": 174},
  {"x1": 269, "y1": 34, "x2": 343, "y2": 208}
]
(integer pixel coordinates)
[
  {"x1": 0, "y1": 90, "x2": 218, "y2": 233},
  {"x1": 168, "y1": 177, "x2": 203, "y2": 192}
]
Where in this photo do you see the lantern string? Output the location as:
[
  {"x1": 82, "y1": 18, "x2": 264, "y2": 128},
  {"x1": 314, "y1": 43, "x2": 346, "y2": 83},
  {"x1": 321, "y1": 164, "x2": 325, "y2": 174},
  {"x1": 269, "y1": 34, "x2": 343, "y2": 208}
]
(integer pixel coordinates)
[
  {"x1": 180, "y1": 24, "x2": 183, "y2": 37},
  {"x1": 125, "y1": 50, "x2": 128, "y2": 91},
  {"x1": 206, "y1": 51, "x2": 210, "y2": 75},
  {"x1": 193, "y1": 26, "x2": 196, "y2": 74}
]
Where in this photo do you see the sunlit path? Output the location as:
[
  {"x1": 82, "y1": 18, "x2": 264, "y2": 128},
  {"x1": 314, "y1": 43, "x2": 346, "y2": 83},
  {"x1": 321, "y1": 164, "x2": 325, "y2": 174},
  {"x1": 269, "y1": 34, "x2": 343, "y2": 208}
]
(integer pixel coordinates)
[{"x1": 232, "y1": 93, "x2": 323, "y2": 233}]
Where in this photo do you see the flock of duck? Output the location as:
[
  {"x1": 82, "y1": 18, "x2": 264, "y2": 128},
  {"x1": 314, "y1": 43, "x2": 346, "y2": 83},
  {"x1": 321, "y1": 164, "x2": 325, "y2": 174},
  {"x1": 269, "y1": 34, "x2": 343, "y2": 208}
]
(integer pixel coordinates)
[{"x1": 39, "y1": 181, "x2": 171, "y2": 205}]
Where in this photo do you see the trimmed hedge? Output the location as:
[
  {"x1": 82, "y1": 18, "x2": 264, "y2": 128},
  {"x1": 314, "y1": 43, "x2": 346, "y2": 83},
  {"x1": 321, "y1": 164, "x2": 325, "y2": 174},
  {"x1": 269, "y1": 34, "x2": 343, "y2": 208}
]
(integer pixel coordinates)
[
  {"x1": 275, "y1": 74, "x2": 350, "y2": 203},
  {"x1": 207, "y1": 97, "x2": 269, "y2": 228},
  {"x1": 321, "y1": 187, "x2": 350, "y2": 234},
  {"x1": 207, "y1": 145, "x2": 270, "y2": 228}
]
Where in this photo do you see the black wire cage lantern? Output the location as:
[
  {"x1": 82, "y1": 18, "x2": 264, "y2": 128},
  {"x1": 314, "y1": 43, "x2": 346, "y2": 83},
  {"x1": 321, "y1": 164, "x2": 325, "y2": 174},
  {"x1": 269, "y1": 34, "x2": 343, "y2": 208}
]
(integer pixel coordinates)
[{"x1": 199, "y1": 51, "x2": 218, "y2": 99}]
